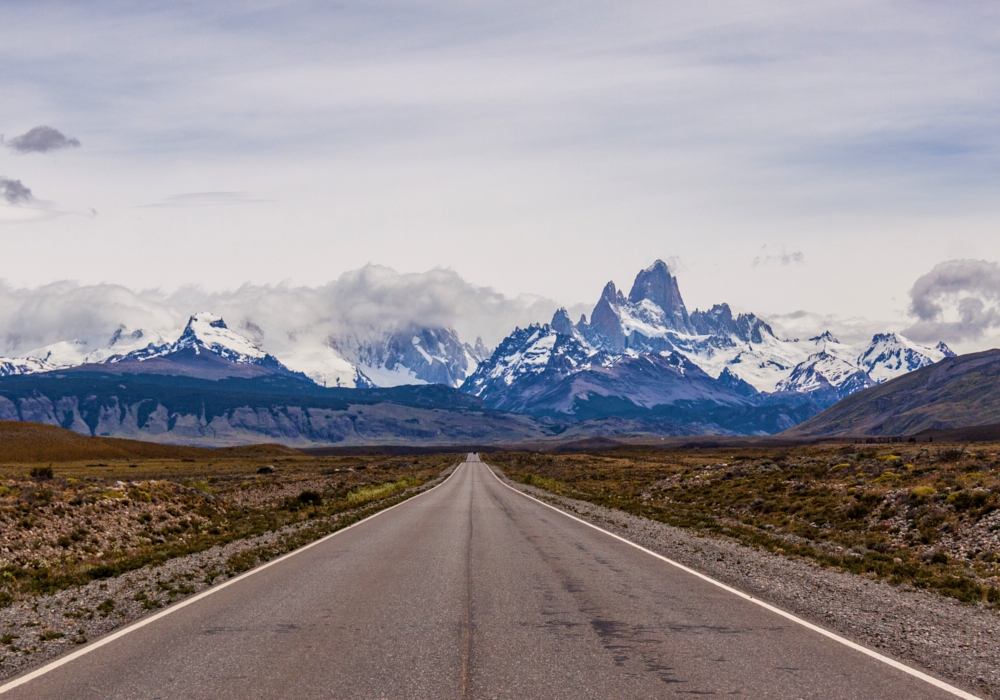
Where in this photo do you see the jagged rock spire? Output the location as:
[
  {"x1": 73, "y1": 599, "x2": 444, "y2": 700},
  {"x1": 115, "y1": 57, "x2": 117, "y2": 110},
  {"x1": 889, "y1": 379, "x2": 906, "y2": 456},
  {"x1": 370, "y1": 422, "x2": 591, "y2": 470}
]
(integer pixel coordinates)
[
  {"x1": 627, "y1": 260, "x2": 693, "y2": 333},
  {"x1": 551, "y1": 308, "x2": 575, "y2": 336}
]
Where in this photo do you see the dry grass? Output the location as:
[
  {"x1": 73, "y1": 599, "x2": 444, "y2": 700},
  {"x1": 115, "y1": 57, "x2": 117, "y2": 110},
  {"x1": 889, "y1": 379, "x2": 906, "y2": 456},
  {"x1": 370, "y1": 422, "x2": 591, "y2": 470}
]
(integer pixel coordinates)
[{"x1": 0, "y1": 421, "x2": 301, "y2": 463}]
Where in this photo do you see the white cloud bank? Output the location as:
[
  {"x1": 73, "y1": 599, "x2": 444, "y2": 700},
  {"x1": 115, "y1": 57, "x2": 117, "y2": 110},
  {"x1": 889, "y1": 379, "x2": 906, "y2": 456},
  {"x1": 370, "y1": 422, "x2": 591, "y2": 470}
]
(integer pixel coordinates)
[
  {"x1": 1, "y1": 259, "x2": 993, "y2": 373},
  {"x1": 0, "y1": 265, "x2": 575, "y2": 360}
]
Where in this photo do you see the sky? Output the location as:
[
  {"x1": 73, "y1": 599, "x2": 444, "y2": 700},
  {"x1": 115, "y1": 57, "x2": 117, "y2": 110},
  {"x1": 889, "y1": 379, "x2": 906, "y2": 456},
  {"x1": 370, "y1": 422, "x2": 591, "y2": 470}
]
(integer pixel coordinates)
[{"x1": 1, "y1": 1, "x2": 1000, "y2": 352}]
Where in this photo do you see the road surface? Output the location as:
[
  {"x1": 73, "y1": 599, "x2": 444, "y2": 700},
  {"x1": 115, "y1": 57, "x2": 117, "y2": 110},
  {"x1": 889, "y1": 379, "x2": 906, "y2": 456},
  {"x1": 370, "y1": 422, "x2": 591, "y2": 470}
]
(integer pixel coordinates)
[{"x1": 2, "y1": 455, "x2": 971, "y2": 699}]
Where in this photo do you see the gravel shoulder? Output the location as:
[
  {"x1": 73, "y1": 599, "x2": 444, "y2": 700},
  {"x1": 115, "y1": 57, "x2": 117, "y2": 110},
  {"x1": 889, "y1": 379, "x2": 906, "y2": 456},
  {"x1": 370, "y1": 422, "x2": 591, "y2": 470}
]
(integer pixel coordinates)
[
  {"x1": 491, "y1": 465, "x2": 1000, "y2": 700},
  {"x1": 0, "y1": 464, "x2": 457, "y2": 683}
]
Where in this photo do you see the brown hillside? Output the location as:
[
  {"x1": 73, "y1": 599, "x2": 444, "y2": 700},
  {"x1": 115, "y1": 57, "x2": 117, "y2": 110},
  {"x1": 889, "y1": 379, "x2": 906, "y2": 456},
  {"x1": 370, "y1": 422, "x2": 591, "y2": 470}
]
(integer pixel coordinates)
[
  {"x1": 0, "y1": 421, "x2": 296, "y2": 463},
  {"x1": 784, "y1": 349, "x2": 1000, "y2": 438}
]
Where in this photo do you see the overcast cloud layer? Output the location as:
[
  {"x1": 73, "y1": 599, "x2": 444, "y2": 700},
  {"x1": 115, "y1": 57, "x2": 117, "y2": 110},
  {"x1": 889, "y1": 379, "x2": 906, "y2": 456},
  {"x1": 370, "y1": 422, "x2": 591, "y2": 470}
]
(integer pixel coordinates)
[
  {"x1": 3, "y1": 258, "x2": 996, "y2": 363},
  {"x1": 0, "y1": 266, "x2": 587, "y2": 358},
  {"x1": 0, "y1": 2, "x2": 998, "y2": 349}
]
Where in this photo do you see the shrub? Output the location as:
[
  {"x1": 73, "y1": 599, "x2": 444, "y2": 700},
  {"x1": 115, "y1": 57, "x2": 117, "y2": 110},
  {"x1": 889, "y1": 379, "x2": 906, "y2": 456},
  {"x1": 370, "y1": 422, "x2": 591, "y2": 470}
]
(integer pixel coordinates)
[
  {"x1": 910, "y1": 486, "x2": 937, "y2": 503},
  {"x1": 845, "y1": 503, "x2": 871, "y2": 520},
  {"x1": 946, "y1": 490, "x2": 990, "y2": 511},
  {"x1": 858, "y1": 490, "x2": 884, "y2": 506},
  {"x1": 938, "y1": 448, "x2": 966, "y2": 462},
  {"x1": 931, "y1": 551, "x2": 949, "y2": 564},
  {"x1": 297, "y1": 490, "x2": 323, "y2": 506},
  {"x1": 96, "y1": 598, "x2": 115, "y2": 616},
  {"x1": 30, "y1": 466, "x2": 54, "y2": 480}
]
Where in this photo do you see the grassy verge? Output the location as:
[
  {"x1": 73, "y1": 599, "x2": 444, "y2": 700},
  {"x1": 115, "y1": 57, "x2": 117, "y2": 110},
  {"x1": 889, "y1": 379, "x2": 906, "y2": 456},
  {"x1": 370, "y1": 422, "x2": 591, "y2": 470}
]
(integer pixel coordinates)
[
  {"x1": 486, "y1": 443, "x2": 1000, "y2": 606},
  {"x1": 0, "y1": 453, "x2": 454, "y2": 607},
  {"x1": 222, "y1": 482, "x2": 435, "y2": 577}
]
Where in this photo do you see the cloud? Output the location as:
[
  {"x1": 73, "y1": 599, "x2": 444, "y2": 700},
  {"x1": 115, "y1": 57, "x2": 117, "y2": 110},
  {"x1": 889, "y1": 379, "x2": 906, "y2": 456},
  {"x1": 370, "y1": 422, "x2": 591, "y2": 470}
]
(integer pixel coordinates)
[
  {"x1": 6, "y1": 126, "x2": 80, "y2": 154},
  {"x1": 0, "y1": 265, "x2": 571, "y2": 359},
  {"x1": 167, "y1": 265, "x2": 568, "y2": 350},
  {"x1": 904, "y1": 259, "x2": 1000, "y2": 343},
  {"x1": 0, "y1": 177, "x2": 35, "y2": 205},
  {"x1": 137, "y1": 192, "x2": 273, "y2": 208},
  {"x1": 752, "y1": 248, "x2": 804, "y2": 267},
  {"x1": 763, "y1": 309, "x2": 892, "y2": 346},
  {"x1": 0, "y1": 176, "x2": 79, "y2": 224}
]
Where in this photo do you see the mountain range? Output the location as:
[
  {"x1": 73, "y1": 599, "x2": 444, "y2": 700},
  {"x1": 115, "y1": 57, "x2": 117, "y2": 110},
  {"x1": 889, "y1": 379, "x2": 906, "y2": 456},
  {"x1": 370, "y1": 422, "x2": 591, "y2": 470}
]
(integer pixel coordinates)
[
  {"x1": 0, "y1": 260, "x2": 960, "y2": 443},
  {"x1": 0, "y1": 312, "x2": 488, "y2": 390},
  {"x1": 460, "y1": 261, "x2": 952, "y2": 432}
]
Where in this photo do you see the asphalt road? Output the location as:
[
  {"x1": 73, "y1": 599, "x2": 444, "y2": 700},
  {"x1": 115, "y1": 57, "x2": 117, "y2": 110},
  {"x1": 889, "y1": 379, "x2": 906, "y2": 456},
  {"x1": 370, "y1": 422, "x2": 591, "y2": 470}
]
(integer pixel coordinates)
[{"x1": 3, "y1": 455, "x2": 972, "y2": 699}]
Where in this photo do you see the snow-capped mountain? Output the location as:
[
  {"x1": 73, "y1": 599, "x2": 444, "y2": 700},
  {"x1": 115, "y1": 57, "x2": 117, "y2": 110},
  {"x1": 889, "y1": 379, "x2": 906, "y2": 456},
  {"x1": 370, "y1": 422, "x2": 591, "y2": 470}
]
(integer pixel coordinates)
[
  {"x1": 0, "y1": 311, "x2": 488, "y2": 390},
  {"x1": 92, "y1": 312, "x2": 317, "y2": 382},
  {"x1": 272, "y1": 344, "x2": 372, "y2": 389},
  {"x1": 20, "y1": 325, "x2": 170, "y2": 369},
  {"x1": 118, "y1": 312, "x2": 279, "y2": 366},
  {"x1": 0, "y1": 356, "x2": 56, "y2": 376},
  {"x1": 461, "y1": 325, "x2": 613, "y2": 413},
  {"x1": 462, "y1": 260, "x2": 954, "y2": 420},
  {"x1": 328, "y1": 325, "x2": 487, "y2": 388},
  {"x1": 0, "y1": 315, "x2": 299, "y2": 380},
  {"x1": 858, "y1": 333, "x2": 955, "y2": 384},
  {"x1": 774, "y1": 351, "x2": 873, "y2": 400}
]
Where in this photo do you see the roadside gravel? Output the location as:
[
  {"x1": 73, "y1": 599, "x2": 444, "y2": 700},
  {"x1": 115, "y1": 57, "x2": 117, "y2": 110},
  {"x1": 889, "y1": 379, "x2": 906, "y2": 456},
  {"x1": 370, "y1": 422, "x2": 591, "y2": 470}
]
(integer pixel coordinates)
[
  {"x1": 0, "y1": 464, "x2": 457, "y2": 683},
  {"x1": 493, "y1": 466, "x2": 1000, "y2": 700}
]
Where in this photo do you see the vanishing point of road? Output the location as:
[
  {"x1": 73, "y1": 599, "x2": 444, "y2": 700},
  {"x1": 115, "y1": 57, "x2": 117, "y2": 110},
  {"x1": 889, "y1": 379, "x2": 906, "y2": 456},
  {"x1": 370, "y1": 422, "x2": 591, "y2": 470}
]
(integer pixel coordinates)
[{"x1": 1, "y1": 455, "x2": 975, "y2": 699}]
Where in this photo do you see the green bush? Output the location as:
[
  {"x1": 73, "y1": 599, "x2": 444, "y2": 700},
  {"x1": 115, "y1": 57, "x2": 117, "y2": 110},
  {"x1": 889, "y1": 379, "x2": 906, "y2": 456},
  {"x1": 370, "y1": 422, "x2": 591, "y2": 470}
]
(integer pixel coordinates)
[
  {"x1": 910, "y1": 486, "x2": 937, "y2": 503},
  {"x1": 946, "y1": 490, "x2": 990, "y2": 511}
]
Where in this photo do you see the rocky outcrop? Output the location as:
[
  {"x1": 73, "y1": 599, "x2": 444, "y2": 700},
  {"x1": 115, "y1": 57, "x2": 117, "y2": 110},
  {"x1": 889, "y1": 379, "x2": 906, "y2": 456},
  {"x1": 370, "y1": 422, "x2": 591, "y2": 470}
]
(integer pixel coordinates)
[{"x1": 0, "y1": 372, "x2": 546, "y2": 447}]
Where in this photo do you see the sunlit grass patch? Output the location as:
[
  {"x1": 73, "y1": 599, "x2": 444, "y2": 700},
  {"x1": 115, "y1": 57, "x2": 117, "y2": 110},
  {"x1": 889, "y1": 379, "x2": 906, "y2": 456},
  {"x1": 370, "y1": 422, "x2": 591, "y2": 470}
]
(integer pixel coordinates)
[
  {"x1": 347, "y1": 477, "x2": 419, "y2": 503},
  {"x1": 521, "y1": 474, "x2": 565, "y2": 492}
]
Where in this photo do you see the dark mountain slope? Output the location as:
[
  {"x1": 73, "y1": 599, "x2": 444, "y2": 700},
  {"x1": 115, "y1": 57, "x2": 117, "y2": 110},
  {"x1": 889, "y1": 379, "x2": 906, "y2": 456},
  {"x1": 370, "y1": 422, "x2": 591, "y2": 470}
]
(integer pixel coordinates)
[
  {"x1": 0, "y1": 370, "x2": 545, "y2": 447},
  {"x1": 783, "y1": 349, "x2": 1000, "y2": 437}
]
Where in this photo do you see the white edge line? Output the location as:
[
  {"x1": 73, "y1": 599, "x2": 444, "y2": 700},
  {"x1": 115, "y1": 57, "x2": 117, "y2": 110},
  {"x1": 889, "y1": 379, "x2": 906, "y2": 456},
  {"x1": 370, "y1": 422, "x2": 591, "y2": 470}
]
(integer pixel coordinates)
[
  {"x1": 484, "y1": 463, "x2": 982, "y2": 700},
  {"x1": 0, "y1": 461, "x2": 466, "y2": 695}
]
